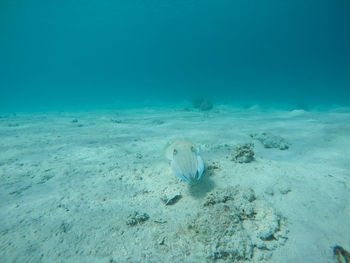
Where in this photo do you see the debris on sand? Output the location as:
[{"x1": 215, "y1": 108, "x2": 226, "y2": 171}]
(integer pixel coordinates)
[
  {"x1": 231, "y1": 143, "x2": 255, "y2": 163},
  {"x1": 161, "y1": 194, "x2": 182, "y2": 206},
  {"x1": 250, "y1": 132, "x2": 290, "y2": 150},
  {"x1": 126, "y1": 212, "x2": 150, "y2": 226},
  {"x1": 187, "y1": 186, "x2": 288, "y2": 262}
]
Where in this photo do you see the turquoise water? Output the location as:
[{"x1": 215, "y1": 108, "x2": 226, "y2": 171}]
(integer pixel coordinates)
[
  {"x1": 1, "y1": 0, "x2": 349, "y2": 111},
  {"x1": 1, "y1": 2, "x2": 350, "y2": 262}
]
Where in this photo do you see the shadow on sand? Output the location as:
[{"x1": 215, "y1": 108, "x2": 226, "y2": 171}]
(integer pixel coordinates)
[{"x1": 187, "y1": 171, "x2": 215, "y2": 199}]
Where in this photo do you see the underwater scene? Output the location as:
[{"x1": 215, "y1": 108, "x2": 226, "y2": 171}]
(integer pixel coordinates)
[{"x1": 1, "y1": 0, "x2": 350, "y2": 262}]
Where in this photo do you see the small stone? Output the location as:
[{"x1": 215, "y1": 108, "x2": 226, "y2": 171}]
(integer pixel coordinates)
[
  {"x1": 265, "y1": 187, "x2": 274, "y2": 196},
  {"x1": 58, "y1": 222, "x2": 71, "y2": 234},
  {"x1": 207, "y1": 162, "x2": 220, "y2": 170},
  {"x1": 153, "y1": 219, "x2": 167, "y2": 224},
  {"x1": 279, "y1": 186, "x2": 292, "y2": 195},
  {"x1": 250, "y1": 132, "x2": 290, "y2": 150},
  {"x1": 126, "y1": 212, "x2": 150, "y2": 226},
  {"x1": 158, "y1": 236, "x2": 166, "y2": 245},
  {"x1": 111, "y1": 119, "x2": 122, "y2": 123},
  {"x1": 231, "y1": 143, "x2": 255, "y2": 163},
  {"x1": 152, "y1": 120, "x2": 165, "y2": 125},
  {"x1": 161, "y1": 194, "x2": 182, "y2": 206}
]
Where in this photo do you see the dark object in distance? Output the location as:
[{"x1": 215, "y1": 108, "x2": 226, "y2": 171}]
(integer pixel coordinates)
[{"x1": 192, "y1": 98, "x2": 213, "y2": 111}]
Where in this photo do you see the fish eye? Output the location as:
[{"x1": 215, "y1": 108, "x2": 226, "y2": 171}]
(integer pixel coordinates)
[{"x1": 173, "y1": 149, "x2": 177, "y2": 155}]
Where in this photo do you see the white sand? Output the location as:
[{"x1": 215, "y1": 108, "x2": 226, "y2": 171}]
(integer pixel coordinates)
[{"x1": 0, "y1": 106, "x2": 349, "y2": 262}]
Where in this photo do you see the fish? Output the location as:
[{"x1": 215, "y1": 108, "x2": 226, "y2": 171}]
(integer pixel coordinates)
[{"x1": 164, "y1": 139, "x2": 204, "y2": 182}]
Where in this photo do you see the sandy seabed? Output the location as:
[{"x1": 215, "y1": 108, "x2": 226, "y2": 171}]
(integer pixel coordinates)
[{"x1": 0, "y1": 105, "x2": 349, "y2": 263}]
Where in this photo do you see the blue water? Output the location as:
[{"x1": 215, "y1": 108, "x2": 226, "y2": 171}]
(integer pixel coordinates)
[
  {"x1": 1, "y1": 0, "x2": 349, "y2": 111},
  {"x1": 1, "y1": 2, "x2": 350, "y2": 262}
]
